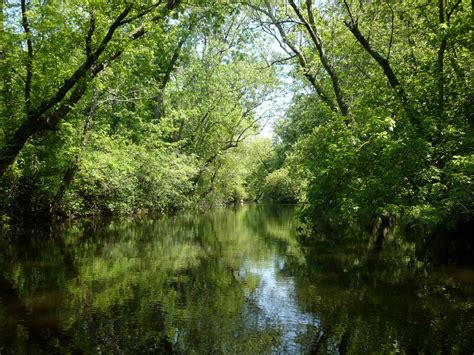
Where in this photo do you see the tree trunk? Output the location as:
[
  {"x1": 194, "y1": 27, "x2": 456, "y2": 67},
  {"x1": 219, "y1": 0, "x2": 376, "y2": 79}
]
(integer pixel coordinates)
[
  {"x1": 437, "y1": 0, "x2": 447, "y2": 116},
  {"x1": 338, "y1": 330, "x2": 350, "y2": 355},
  {"x1": 375, "y1": 211, "x2": 391, "y2": 249},
  {"x1": 153, "y1": 33, "x2": 189, "y2": 120},
  {"x1": 0, "y1": 118, "x2": 43, "y2": 176},
  {"x1": 48, "y1": 94, "x2": 99, "y2": 217},
  {"x1": 1, "y1": 0, "x2": 13, "y2": 115}
]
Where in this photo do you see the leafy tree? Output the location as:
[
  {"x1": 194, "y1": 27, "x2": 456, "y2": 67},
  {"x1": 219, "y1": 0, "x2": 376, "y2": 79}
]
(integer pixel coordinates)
[
  {"x1": 250, "y1": 0, "x2": 473, "y2": 234},
  {"x1": 0, "y1": 0, "x2": 183, "y2": 177},
  {"x1": 0, "y1": 1, "x2": 279, "y2": 218}
]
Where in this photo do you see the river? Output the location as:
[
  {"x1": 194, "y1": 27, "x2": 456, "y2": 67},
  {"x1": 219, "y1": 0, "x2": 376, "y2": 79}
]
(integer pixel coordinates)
[{"x1": 0, "y1": 204, "x2": 473, "y2": 353}]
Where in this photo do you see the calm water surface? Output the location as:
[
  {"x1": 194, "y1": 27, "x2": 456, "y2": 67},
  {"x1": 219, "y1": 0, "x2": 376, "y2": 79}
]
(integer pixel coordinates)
[{"x1": 0, "y1": 205, "x2": 473, "y2": 353}]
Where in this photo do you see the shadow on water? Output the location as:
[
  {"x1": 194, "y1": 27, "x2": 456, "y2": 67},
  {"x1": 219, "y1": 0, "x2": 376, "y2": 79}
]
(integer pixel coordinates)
[
  {"x1": 296, "y1": 220, "x2": 474, "y2": 354},
  {"x1": 0, "y1": 204, "x2": 473, "y2": 353}
]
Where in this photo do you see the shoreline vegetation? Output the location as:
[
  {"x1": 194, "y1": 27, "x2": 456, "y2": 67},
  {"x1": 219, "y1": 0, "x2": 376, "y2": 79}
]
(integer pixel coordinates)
[{"x1": 0, "y1": 1, "x2": 472, "y2": 241}]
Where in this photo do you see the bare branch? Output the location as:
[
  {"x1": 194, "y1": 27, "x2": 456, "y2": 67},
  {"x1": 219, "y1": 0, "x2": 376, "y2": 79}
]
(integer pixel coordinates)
[
  {"x1": 259, "y1": 54, "x2": 297, "y2": 69},
  {"x1": 343, "y1": 0, "x2": 356, "y2": 24}
]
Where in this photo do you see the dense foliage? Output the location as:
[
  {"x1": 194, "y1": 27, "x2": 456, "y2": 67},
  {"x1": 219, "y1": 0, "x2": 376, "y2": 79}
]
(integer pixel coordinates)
[
  {"x1": 0, "y1": 0, "x2": 280, "y2": 218},
  {"x1": 1, "y1": 0, "x2": 472, "y2": 236},
  {"x1": 249, "y1": 0, "x2": 473, "y2": 234}
]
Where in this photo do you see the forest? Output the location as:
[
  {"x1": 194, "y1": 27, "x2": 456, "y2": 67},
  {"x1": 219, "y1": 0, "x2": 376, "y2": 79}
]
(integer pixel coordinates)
[{"x1": 0, "y1": 0, "x2": 472, "y2": 237}]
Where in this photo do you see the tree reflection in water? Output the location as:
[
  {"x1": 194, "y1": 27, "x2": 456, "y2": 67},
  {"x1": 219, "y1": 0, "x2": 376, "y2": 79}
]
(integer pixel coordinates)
[{"x1": 0, "y1": 205, "x2": 473, "y2": 353}]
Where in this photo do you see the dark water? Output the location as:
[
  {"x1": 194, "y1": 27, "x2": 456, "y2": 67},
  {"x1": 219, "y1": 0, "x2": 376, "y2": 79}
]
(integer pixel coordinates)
[{"x1": 0, "y1": 205, "x2": 473, "y2": 354}]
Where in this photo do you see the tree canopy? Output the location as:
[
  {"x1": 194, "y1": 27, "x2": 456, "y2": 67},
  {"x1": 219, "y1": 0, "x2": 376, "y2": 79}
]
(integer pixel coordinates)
[{"x1": 0, "y1": 0, "x2": 472, "y2": 238}]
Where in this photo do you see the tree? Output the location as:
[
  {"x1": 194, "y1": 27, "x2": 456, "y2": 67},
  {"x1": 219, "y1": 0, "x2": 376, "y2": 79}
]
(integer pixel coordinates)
[
  {"x1": 0, "y1": 0, "x2": 182, "y2": 178},
  {"x1": 266, "y1": 0, "x2": 472, "y2": 233}
]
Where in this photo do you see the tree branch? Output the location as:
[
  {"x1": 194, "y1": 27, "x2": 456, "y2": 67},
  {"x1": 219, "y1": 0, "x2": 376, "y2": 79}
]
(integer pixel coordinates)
[
  {"x1": 21, "y1": 0, "x2": 33, "y2": 112},
  {"x1": 85, "y1": 12, "x2": 95, "y2": 57},
  {"x1": 0, "y1": 2, "x2": 181, "y2": 177},
  {"x1": 154, "y1": 29, "x2": 191, "y2": 120},
  {"x1": 437, "y1": 0, "x2": 447, "y2": 115},
  {"x1": 385, "y1": 0, "x2": 395, "y2": 61},
  {"x1": 342, "y1": 0, "x2": 417, "y2": 125},
  {"x1": 30, "y1": 5, "x2": 132, "y2": 124},
  {"x1": 248, "y1": 0, "x2": 337, "y2": 111},
  {"x1": 447, "y1": 0, "x2": 462, "y2": 20},
  {"x1": 289, "y1": 0, "x2": 350, "y2": 120}
]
